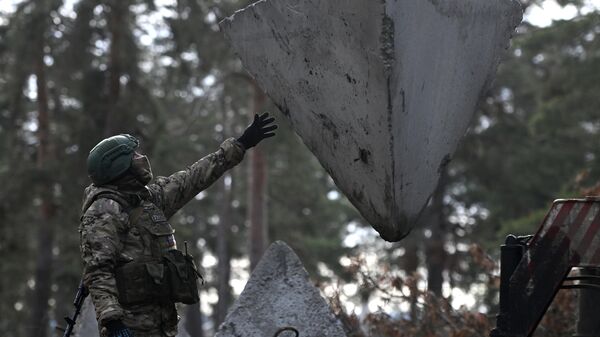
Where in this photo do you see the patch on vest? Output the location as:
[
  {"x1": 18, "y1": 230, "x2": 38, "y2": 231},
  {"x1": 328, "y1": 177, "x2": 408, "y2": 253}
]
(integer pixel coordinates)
[
  {"x1": 151, "y1": 214, "x2": 167, "y2": 222},
  {"x1": 159, "y1": 234, "x2": 177, "y2": 251}
]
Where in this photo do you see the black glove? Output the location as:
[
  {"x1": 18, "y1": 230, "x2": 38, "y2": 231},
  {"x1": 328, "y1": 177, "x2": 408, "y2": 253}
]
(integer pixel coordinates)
[
  {"x1": 106, "y1": 320, "x2": 134, "y2": 337},
  {"x1": 237, "y1": 112, "x2": 278, "y2": 149}
]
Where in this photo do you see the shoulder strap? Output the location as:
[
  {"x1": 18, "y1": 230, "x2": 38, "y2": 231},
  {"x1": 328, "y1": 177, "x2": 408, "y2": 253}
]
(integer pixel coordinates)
[
  {"x1": 94, "y1": 192, "x2": 130, "y2": 210},
  {"x1": 94, "y1": 192, "x2": 143, "y2": 227},
  {"x1": 127, "y1": 206, "x2": 143, "y2": 226}
]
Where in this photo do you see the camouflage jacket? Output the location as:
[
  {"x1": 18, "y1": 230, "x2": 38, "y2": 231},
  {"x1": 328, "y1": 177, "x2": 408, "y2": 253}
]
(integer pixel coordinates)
[{"x1": 79, "y1": 138, "x2": 245, "y2": 336}]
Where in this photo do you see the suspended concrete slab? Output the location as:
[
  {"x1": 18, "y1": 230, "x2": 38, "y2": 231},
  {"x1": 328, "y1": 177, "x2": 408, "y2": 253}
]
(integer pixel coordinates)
[
  {"x1": 220, "y1": 0, "x2": 522, "y2": 241},
  {"x1": 215, "y1": 241, "x2": 347, "y2": 337}
]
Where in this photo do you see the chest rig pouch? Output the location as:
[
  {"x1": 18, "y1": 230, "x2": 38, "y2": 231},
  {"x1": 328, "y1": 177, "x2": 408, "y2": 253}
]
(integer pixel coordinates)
[
  {"x1": 103, "y1": 198, "x2": 202, "y2": 306},
  {"x1": 163, "y1": 247, "x2": 202, "y2": 304}
]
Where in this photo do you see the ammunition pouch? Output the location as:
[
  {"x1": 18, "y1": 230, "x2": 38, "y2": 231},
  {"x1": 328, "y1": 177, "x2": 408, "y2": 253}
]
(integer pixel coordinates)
[
  {"x1": 115, "y1": 251, "x2": 202, "y2": 305},
  {"x1": 115, "y1": 261, "x2": 169, "y2": 305},
  {"x1": 163, "y1": 249, "x2": 202, "y2": 304}
]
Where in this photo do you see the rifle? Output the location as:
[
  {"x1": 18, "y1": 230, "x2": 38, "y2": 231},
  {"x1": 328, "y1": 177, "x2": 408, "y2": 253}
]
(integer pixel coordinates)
[{"x1": 58, "y1": 279, "x2": 89, "y2": 337}]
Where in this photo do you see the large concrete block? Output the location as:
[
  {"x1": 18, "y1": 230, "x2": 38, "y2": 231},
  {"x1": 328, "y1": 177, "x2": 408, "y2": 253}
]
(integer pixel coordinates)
[
  {"x1": 215, "y1": 241, "x2": 347, "y2": 337},
  {"x1": 220, "y1": 0, "x2": 522, "y2": 241}
]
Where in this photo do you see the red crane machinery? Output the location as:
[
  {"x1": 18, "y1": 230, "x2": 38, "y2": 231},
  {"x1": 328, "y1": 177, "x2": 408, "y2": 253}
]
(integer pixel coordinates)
[{"x1": 491, "y1": 198, "x2": 600, "y2": 337}]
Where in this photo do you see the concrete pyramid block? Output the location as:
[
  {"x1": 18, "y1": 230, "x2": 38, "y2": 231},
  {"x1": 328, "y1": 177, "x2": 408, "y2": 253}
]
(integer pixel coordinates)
[
  {"x1": 220, "y1": 0, "x2": 522, "y2": 241},
  {"x1": 215, "y1": 241, "x2": 347, "y2": 337}
]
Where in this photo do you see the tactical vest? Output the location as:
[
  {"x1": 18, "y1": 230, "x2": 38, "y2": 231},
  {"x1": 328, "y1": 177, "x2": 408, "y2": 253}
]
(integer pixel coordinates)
[{"x1": 83, "y1": 187, "x2": 202, "y2": 305}]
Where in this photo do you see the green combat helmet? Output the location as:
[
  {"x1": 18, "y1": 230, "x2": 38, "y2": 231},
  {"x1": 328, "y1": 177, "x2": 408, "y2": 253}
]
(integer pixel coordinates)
[{"x1": 87, "y1": 134, "x2": 139, "y2": 185}]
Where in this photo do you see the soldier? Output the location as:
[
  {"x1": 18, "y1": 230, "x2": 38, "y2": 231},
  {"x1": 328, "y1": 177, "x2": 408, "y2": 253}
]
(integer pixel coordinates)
[{"x1": 79, "y1": 113, "x2": 277, "y2": 337}]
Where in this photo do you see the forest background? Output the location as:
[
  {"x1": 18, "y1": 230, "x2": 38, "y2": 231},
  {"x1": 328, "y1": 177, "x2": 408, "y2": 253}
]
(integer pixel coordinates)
[{"x1": 0, "y1": 0, "x2": 599, "y2": 336}]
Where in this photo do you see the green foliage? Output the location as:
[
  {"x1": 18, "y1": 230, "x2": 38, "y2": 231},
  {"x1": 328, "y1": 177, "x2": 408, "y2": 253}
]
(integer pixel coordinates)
[
  {"x1": 499, "y1": 208, "x2": 549, "y2": 238},
  {"x1": 452, "y1": 12, "x2": 600, "y2": 244}
]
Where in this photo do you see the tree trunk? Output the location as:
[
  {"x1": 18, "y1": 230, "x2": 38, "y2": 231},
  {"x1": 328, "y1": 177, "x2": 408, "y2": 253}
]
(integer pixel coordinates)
[
  {"x1": 425, "y1": 170, "x2": 448, "y2": 297},
  {"x1": 216, "y1": 95, "x2": 236, "y2": 325},
  {"x1": 184, "y1": 302, "x2": 203, "y2": 337},
  {"x1": 29, "y1": 15, "x2": 56, "y2": 337},
  {"x1": 216, "y1": 173, "x2": 234, "y2": 326},
  {"x1": 248, "y1": 82, "x2": 268, "y2": 271},
  {"x1": 184, "y1": 234, "x2": 204, "y2": 337},
  {"x1": 402, "y1": 239, "x2": 419, "y2": 275},
  {"x1": 6, "y1": 74, "x2": 27, "y2": 164},
  {"x1": 401, "y1": 238, "x2": 419, "y2": 319},
  {"x1": 104, "y1": 0, "x2": 127, "y2": 136}
]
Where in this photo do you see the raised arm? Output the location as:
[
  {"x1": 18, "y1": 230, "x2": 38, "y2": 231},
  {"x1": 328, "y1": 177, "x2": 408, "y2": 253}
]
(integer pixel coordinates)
[
  {"x1": 147, "y1": 113, "x2": 277, "y2": 218},
  {"x1": 148, "y1": 138, "x2": 246, "y2": 219}
]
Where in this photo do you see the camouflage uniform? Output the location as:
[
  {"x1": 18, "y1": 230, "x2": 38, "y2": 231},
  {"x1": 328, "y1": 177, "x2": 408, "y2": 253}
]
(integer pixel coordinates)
[{"x1": 80, "y1": 138, "x2": 245, "y2": 337}]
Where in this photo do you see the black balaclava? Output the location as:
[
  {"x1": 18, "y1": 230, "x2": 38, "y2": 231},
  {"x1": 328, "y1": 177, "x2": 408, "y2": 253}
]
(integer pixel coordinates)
[
  {"x1": 109, "y1": 154, "x2": 153, "y2": 200},
  {"x1": 130, "y1": 154, "x2": 153, "y2": 186}
]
